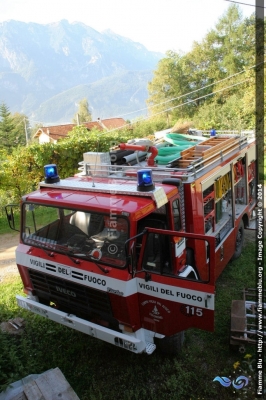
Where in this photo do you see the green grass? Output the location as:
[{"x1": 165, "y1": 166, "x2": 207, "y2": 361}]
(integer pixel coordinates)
[
  {"x1": 0, "y1": 213, "x2": 20, "y2": 235},
  {"x1": 0, "y1": 241, "x2": 263, "y2": 400}
]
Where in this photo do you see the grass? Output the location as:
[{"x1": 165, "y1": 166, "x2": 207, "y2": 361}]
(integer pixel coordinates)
[
  {"x1": 0, "y1": 239, "x2": 262, "y2": 400},
  {"x1": 0, "y1": 213, "x2": 20, "y2": 235}
]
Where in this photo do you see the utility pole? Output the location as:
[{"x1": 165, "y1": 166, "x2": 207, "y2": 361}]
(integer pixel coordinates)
[{"x1": 24, "y1": 118, "x2": 28, "y2": 145}]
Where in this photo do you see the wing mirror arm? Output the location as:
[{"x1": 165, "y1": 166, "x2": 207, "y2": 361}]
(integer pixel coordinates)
[
  {"x1": 125, "y1": 229, "x2": 147, "y2": 277},
  {"x1": 5, "y1": 204, "x2": 20, "y2": 232}
]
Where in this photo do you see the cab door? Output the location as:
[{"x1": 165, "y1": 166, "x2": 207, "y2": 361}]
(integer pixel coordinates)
[{"x1": 136, "y1": 229, "x2": 216, "y2": 336}]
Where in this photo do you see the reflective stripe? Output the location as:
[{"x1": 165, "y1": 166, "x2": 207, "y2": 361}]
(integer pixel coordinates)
[{"x1": 16, "y1": 251, "x2": 214, "y2": 309}]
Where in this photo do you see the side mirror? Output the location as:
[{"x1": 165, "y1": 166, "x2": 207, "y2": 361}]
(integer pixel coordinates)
[
  {"x1": 5, "y1": 204, "x2": 20, "y2": 232},
  {"x1": 125, "y1": 241, "x2": 136, "y2": 277}
]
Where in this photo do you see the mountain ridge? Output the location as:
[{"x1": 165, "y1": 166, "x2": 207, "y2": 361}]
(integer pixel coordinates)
[{"x1": 0, "y1": 20, "x2": 163, "y2": 123}]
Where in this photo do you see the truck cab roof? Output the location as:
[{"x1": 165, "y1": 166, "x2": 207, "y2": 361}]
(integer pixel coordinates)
[{"x1": 24, "y1": 176, "x2": 177, "y2": 221}]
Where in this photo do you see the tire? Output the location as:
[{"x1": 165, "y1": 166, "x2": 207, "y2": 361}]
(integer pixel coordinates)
[
  {"x1": 231, "y1": 220, "x2": 245, "y2": 261},
  {"x1": 155, "y1": 331, "x2": 185, "y2": 355}
]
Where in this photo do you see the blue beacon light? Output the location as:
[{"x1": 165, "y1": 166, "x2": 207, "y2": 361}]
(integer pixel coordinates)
[
  {"x1": 137, "y1": 169, "x2": 155, "y2": 192},
  {"x1": 44, "y1": 164, "x2": 60, "y2": 184}
]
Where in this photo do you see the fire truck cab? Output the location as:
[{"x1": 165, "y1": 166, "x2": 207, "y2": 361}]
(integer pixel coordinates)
[{"x1": 6, "y1": 134, "x2": 256, "y2": 354}]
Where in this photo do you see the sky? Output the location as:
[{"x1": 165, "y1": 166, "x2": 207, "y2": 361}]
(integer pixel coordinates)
[{"x1": 0, "y1": 0, "x2": 256, "y2": 54}]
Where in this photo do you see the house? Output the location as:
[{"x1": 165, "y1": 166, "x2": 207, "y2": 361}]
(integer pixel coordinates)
[
  {"x1": 33, "y1": 118, "x2": 127, "y2": 144},
  {"x1": 33, "y1": 124, "x2": 76, "y2": 144},
  {"x1": 96, "y1": 118, "x2": 128, "y2": 130}
]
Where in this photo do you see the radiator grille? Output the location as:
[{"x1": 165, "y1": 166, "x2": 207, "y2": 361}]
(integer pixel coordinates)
[{"x1": 28, "y1": 269, "x2": 118, "y2": 329}]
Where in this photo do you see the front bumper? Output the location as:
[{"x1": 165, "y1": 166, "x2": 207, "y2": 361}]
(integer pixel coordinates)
[{"x1": 16, "y1": 295, "x2": 156, "y2": 354}]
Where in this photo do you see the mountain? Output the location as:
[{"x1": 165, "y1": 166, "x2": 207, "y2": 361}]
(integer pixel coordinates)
[
  {"x1": 0, "y1": 20, "x2": 163, "y2": 124},
  {"x1": 32, "y1": 71, "x2": 154, "y2": 124}
]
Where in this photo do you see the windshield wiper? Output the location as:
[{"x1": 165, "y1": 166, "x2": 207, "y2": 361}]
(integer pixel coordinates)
[{"x1": 71, "y1": 251, "x2": 110, "y2": 273}]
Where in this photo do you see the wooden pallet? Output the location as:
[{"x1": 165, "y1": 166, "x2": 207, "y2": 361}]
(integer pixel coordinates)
[{"x1": 0, "y1": 368, "x2": 80, "y2": 400}]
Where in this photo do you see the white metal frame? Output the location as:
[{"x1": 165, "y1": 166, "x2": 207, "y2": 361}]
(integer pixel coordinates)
[{"x1": 16, "y1": 295, "x2": 157, "y2": 354}]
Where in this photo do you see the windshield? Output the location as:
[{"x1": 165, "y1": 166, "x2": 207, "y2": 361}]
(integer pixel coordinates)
[{"x1": 22, "y1": 203, "x2": 129, "y2": 268}]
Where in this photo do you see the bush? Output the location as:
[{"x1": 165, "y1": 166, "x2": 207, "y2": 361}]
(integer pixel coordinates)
[{"x1": 0, "y1": 121, "x2": 165, "y2": 216}]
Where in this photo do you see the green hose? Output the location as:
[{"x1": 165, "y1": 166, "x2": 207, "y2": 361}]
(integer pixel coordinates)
[
  {"x1": 165, "y1": 133, "x2": 197, "y2": 147},
  {"x1": 158, "y1": 146, "x2": 190, "y2": 154},
  {"x1": 154, "y1": 134, "x2": 197, "y2": 164}
]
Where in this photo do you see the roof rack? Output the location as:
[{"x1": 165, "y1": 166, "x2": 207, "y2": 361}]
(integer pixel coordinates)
[{"x1": 77, "y1": 135, "x2": 252, "y2": 183}]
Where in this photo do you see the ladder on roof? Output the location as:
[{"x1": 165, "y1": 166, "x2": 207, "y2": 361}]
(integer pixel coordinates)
[{"x1": 172, "y1": 136, "x2": 248, "y2": 168}]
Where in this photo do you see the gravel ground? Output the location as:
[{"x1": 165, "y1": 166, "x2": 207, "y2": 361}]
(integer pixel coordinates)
[{"x1": 0, "y1": 232, "x2": 19, "y2": 282}]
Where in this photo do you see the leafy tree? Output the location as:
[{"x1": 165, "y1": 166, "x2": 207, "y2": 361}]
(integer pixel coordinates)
[
  {"x1": 0, "y1": 104, "x2": 31, "y2": 150},
  {"x1": 181, "y1": 37, "x2": 217, "y2": 109},
  {"x1": 210, "y1": 7, "x2": 255, "y2": 107},
  {"x1": 147, "y1": 5, "x2": 256, "y2": 130},
  {"x1": 0, "y1": 103, "x2": 16, "y2": 152},
  {"x1": 147, "y1": 51, "x2": 191, "y2": 122},
  {"x1": 214, "y1": 5, "x2": 248, "y2": 76},
  {"x1": 72, "y1": 98, "x2": 92, "y2": 123}
]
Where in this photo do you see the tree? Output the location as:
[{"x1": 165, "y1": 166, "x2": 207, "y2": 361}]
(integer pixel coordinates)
[
  {"x1": 147, "y1": 51, "x2": 192, "y2": 122},
  {"x1": 0, "y1": 103, "x2": 16, "y2": 152},
  {"x1": 209, "y1": 6, "x2": 255, "y2": 107},
  {"x1": 72, "y1": 98, "x2": 92, "y2": 124},
  {"x1": 213, "y1": 5, "x2": 248, "y2": 76},
  {"x1": 0, "y1": 104, "x2": 31, "y2": 150},
  {"x1": 147, "y1": 5, "x2": 256, "y2": 130}
]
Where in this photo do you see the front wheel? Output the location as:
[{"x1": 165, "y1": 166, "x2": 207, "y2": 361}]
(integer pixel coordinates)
[
  {"x1": 231, "y1": 220, "x2": 245, "y2": 261},
  {"x1": 155, "y1": 331, "x2": 185, "y2": 355}
]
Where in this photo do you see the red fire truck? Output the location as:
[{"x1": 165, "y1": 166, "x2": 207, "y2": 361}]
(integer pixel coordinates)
[{"x1": 6, "y1": 134, "x2": 256, "y2": 354}]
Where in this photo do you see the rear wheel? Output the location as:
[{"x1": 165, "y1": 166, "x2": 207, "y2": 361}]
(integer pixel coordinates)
[
  {"x1": 155, "y1": 331, "x2": 185, "y2": 355},
  {"x1": 231, "y1": 220, "x2": 245, "y2": 261}
]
